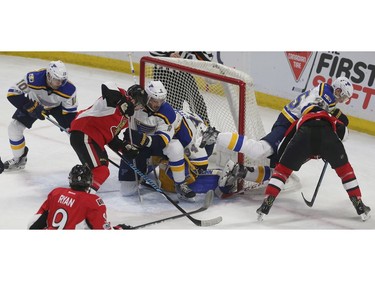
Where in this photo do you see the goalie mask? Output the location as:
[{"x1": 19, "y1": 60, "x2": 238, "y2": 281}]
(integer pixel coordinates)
[
  {"x1": 47, "y1": 60, "x2": 68, "y2": 89},
  {"x1": 69, "y1": 164, "x2": 93, "y2": 190},
  {"x1": 144, "y1": 80, "x2": 167, "y2": 112},
  {"x1": 332, "y1": 77, "x2": 353, "y2": 103}
]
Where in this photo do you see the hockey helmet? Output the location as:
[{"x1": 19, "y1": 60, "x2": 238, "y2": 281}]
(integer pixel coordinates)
[
  {"x1": 127, "y1": 84, "x2": 148, "y2": 109},
  {"x1": 46, "y1": 60, "x2": 68, "y2": 89},
  {"x1": 332, "y1": 76, "x2": 353, "y2": 103},
  {"x1": 69, "y1": 164, "x2": 93, "y2": 190},
  {"x1": 144, "y1": 80, "x2": 167, "y2": 112}
]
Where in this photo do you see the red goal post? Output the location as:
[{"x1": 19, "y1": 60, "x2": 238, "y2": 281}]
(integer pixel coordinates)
[{"x1": 139, "y1": 56, "x2": 268, "y2": 168}]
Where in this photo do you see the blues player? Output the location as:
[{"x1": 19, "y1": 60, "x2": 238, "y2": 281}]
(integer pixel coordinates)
[
  {"x1": 3, "y1": 60, "x2": 78, "y2": 170},
  {"x1": 119, "y1": 81, "x2": 204, "y2": 202}
]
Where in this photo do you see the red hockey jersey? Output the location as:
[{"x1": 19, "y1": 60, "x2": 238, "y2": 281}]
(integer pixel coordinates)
[
  {"x1": 70, "y1": 96, "x2": 128, "y2": 149},
  {"x1": 35, "y1": 187, "x2": 111, "y2": 229}
]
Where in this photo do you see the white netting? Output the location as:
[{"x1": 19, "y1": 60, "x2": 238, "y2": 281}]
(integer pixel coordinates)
[{"x1": 140, "y1": 56, "x2": 269, "y2": 169}]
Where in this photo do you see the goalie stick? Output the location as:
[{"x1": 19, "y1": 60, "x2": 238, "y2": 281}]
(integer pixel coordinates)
[
  {"x1": 115, "y1": 150, "x2": 222, "y2": 227},
  {"x1": 127, "y1": 189, "x2": 216, "y2": 229},
  {"x1": 301, "y1": 160, "x2": 328, "y2": 207}
]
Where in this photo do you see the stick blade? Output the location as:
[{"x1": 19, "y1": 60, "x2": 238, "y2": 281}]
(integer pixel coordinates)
[{"x1": 301, "y1": 192, "x2": 314, "y2": 207}]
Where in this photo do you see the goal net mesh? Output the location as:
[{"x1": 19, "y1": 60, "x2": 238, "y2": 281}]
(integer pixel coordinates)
[{"x1": 139, "y1": 56, "x2": 301, "y2": 192}]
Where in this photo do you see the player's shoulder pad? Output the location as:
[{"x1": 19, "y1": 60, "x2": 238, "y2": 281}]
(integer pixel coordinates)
[
  {"x1": 56, "y1": 81, "x2": 76, "y2": 97},
  {"x1": 320, "y1": 83, "x2": 335, "y2": 105},
  {"x1": 155, "y1": 102, "x2": 177, "y2": 124},
  {"x1": 26, "y1": 69, "x2": 48, "y2": 87}
]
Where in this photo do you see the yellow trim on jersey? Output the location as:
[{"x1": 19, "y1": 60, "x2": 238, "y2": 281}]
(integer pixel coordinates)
[
  {"x1": 281, "y1": 108, "x2": 295, "y2": 123},
  {"x1": 170, "y1": 164, "x2": 185, "y2": 173},
  {"x1": 318, "y1": 83, "x2": 325, "y2": 97},
  {"x1": 7, "y1": 92, "x2": 18, "y2": 97},
  {"x1": 28, "y1": 85, "x2": 72, "y2": 99},
  {"x1": 182, "y1": 117, "x2": 193, "y2": 139},
  {"x1": 160, "y1": 134, "x2": 169, "y2": 146},
  {"x1": 154, "y1": 112, "x2": 171, "y2": 125},
  {"x1": 228, "y1": 133, "x2": 239, "y2": 150},
  {"x1": 256, "y1": 166, "x2": 265, "y2": 183},
  {"x1": 190, "y1": 159, "x2": 209, "y2": 166}
]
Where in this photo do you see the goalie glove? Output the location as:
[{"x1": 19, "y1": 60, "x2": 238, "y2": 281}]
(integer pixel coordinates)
[{"x1": 23, "y1": 100, "x2": 46, "y2": 120}]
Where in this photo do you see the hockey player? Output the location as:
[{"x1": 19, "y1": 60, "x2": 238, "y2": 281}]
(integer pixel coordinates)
[
  {"x1": 69, "y1": 82, "x2": 136, "y2": 193},
  {"x1": 220, "y1": 105, "x2": 371, "y2": 221},
  {"x1": 200, "y1": 76, "x2": 353, "y2": 168},
  {"x1": 149, "y1": 51, "x2": 213, "y2": 125},
  {"x1": 4, "y1": 60, "x2": 78, "y2": 171},
  {"x1": 155, "y1": 108, "x2": 215, "y2": 194},
  {"x1": 257, "y1": 107, "x2": 371, "y2": 221},
  {"x1": 118, "y1": 81, "x2": 198, "y2": 202},
  {"x1": 28, "y1": 164, "x2": 130, "y2": 229}
]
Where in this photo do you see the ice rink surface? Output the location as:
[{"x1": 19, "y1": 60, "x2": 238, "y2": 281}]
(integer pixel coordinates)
[{"x1": 1, "y1": 55, "x2": 374, "y2": 280}]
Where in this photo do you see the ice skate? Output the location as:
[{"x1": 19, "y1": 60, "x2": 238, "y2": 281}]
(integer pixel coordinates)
[
  {"x1": 350, "y1": 196, "x2": 371, "y2": 221},
  {"x1": 4, "y1": 146, "x2": 29, "y2": 171},
  {"x1": 199, "y1": 126, "x2": 220, "y2": 148},
  {"x1": 256, "y1": 195, "x2": 275, "y2": 221},
  {"x1": 175, "y1": 182, "x2": 196, "y2": 202}
]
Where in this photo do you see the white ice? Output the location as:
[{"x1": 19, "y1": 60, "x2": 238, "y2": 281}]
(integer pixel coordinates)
[{"x1": 1, "y1": 55, "x2": 374, "y2": 280}]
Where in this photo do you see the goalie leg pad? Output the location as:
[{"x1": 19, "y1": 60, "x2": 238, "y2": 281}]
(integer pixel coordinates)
[{"x1": 120, "y1": 180, "x2": 138, "y2": 197}]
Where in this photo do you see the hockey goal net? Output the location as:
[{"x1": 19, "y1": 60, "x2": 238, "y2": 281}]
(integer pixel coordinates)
[{"x1": 140, "y1": 56, "x2": 268, "y2": 167}]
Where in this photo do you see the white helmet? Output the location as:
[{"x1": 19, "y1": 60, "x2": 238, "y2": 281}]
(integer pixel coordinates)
[
  {"x1": 332, "y1": 76, "x2": 353, "y2": 103},
  {"x1": 144, "y1": 80, "x2": 167, "y2": 112},
  {"x1": 46, "y1": 60, "x2": 68, "y2": 89}
]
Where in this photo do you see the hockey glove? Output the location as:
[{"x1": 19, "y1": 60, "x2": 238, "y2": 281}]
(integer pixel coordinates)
[
  {"x1": 121, "y1": 143, "x2": 140, "y2": 159},
  {"x1": 330, "y1": 108, "x2": 349, "y2": 126},
  {"x1": 23, "y1": 100, "x2": 46, "y2": 120},
  {"x1": 118, "y1": 97, "x2": 135, "y2": 118},
  {"x1": 113, "y1": 224, "x2": 132, "y2": 230},
  {"x1": 123, "y1": 129, "x2": 151, "y2": 148}
]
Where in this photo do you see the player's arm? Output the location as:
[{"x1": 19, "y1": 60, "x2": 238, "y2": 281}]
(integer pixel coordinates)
[
  {"x1": 28, "y1": 211, "x2": 48, "y2": 229},
  {"x1": 7, "y1": 77, "x2": 33, "y2": 109},
  {"x1": 85, "y1": 198, "x2": 112, "y2": 230},
  {"x1": 28, "y1": 200, "x2": 49, "y2": 229}
]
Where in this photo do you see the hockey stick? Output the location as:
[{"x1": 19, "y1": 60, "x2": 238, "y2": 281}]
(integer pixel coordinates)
[
  {"x1": 126, "y1": 52, "x2": 144, "y2": 203},
  {"x1": 127, "y1": 188, "x2": 214, "y2": 229},
  {"x1": 115, "y1": 150, "x2": 222, "y2": 227},
  {"x1": 301, "y1": 160, "x2": 328, "y2": 207}
]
